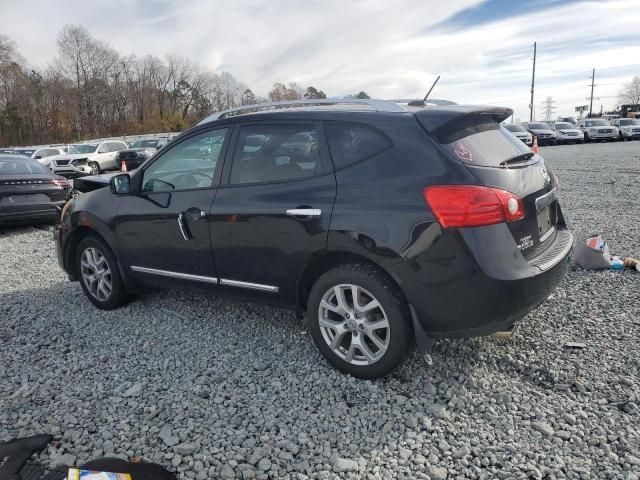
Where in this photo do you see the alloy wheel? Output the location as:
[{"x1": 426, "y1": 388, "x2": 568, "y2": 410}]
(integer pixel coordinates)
[
  {"x1": 318, "y1": 284, "x2": 390, "y2": 366},
  {"x1": 89, "y1": 163, "x2": 99, "y2": 175},
  {"x1": 80, "y1": 247, "x2": 112, "y2": 301}
]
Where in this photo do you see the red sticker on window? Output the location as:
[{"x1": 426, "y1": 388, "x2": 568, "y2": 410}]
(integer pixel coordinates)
[{"x1": 454, "y1": 142, "x2": 473, "y2": 162}]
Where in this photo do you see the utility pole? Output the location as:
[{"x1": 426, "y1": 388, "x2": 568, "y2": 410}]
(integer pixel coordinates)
[
  {"x1": 530, "y1": 42, "x2": 537, "y2": 122},
  {"x1": 588, "y1": 68, "x2": 596, "y2": 118}
]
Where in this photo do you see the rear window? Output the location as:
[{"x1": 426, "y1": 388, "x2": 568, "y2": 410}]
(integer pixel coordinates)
[
  {"x1": 0, "y1": 159, "x2": 50, "y2": 175},
  {"x1": 326, "y1": 122, "x2": 392, "y2": 169},
  {"x1": 438, "y1": 118, "x2": 531, "y2": 167}
]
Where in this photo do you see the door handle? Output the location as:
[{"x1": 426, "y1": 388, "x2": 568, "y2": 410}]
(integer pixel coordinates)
[
  {"x1": 177, "y1": 213, "x2": 192, "y2": 240},
  {"x1": 184, "y1": 207, "x2": 206, "y2": 222},
  {"x1": 286, "y1": 208, "x2": 321, "y2": 217}
]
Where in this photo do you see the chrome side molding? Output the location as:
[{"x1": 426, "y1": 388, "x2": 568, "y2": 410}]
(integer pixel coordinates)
[
  {"x1": 130, "y1": 266, "x2": 218, "y2": 284},
  {"x1": 129, "y1": 266, "x2": 279, "y2": 292},
  {"x1": 219, "y1": 278, "x2": 279, "y2": 293}
]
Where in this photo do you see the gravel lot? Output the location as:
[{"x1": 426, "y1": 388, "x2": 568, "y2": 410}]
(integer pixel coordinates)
[{"x1": 1, "y1": 142, "x2": 639, "y2": 479}]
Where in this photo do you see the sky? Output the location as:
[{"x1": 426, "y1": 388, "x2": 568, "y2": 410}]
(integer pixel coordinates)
[{"x1": 2, "y1": 0, "x2": 639, "y2": 120}]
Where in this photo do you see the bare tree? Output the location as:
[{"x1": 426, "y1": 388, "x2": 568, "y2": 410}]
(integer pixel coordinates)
[{"x1": 618, "y1": 76, "x2": 640, "y2": 106}]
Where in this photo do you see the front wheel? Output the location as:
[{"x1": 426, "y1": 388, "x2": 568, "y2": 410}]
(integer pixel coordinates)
[
  {"x1": 76, "y1": 236, "x2": 129, "y2": 309},
  {"x1": 88, "y1": 162, "x2": 100, "y2": 176},
  {"x1": 307, "y1": 264, "x2": 413, "y2": 379}
]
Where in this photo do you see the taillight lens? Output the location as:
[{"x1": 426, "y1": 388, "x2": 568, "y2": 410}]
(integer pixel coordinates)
[
  {"x1": 52, "y1": 178, "x2": 70, "y2": 189},
  {"x1": 423, "y1": 185, "x2": 525, "y2": 228}
]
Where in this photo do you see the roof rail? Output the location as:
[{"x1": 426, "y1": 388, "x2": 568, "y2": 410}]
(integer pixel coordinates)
[{"x1": 198, "y1": 98, "x2": 408, "y2": 125}]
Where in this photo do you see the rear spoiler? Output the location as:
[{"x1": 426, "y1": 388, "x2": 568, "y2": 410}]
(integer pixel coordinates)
[{"x1": 415, "y1": 106, "x2": 513, "y2": 143}]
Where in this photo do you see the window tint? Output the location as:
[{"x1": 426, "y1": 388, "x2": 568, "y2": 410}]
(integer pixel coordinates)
[
  {"x1": 325, "y1": 122, "x2": 391, "y2": 169},
  {"x1": 142, "y1": 128, "x2": 227, "y2": 192},
  {"x1": 230, "y1": 124, "x2": 321, "y2": 185}
]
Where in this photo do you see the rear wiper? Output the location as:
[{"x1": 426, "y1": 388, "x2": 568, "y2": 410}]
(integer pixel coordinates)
[{"x1": 499, "y1": 152, "x2": 535, "y2": 167}]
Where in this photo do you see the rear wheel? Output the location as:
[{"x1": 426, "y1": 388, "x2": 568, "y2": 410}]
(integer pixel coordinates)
[
  {"x1": 76, "y1": 236, "x2": 129, "y2": 309},
  {"x1": 88, "y1": 162, "x2": 100, "y2": 175},
  {"x1": 307, "y1": 264, "x2": 412, "y2": 379}
]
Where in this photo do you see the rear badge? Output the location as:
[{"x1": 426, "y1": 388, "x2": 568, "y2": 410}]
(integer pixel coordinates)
[
  {"x1": 517, "y1": 235, "x2": 534, "y2": 251},
  {"x1": 454, "y1": 142, "x2": 473, "y2": 162},
  {"x1": 540, "y1": 165, "x2": 551, "y2": 183}
]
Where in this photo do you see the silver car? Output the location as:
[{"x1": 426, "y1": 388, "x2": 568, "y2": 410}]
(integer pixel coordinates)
[
  {"x1": 503, "y1": 124, "x2": 533, "y2": 146},
  {"x1": 50, "y1": 141, "x2": 127, "y2": 177},
  {"x1": 550, "y1": 122, "x2": 584, "y2": 144},
  {"x1": 577, "y1": 119, "x2": 619, "y2": 142},
  {"x1": 610, "y1": 118, "x2": 640, "y2": 141}
]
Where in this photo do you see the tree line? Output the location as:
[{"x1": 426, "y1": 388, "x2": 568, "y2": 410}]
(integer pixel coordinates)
[{"x1": 0, "y1": 25, "x2": 369, "y2": 147}]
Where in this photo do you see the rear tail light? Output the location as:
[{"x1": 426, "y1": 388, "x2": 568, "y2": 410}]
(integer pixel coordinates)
[
  {"x1": 423, "y1": 185, "x2": 525, "y2": 228},
  {"x1": 52, "y1": 178, "x2": 70, "y2": 189}
]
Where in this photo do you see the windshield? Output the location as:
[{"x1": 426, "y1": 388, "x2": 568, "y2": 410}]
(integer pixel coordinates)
[
  {"x1": 555, "y1": 123, "x2": 573, "y2": 129},
  {"x1": 131, "y1": 139, "x2": 160, "y2": 148},
  {"x1": 504, "y1": 124, "x2": 525, "y2": 132},
  {"x1": 585, "y1": 120, "x2": 610, "y2": 127},
  {"x1": 528, "y1": 123, "x2": 549, "y2": 130},
  {"x1": 620, "y1": 119, "x2": 640, "y2": 126},
  {"x1": 68, "y1": 144, "x2": 99, "y2": 154}
]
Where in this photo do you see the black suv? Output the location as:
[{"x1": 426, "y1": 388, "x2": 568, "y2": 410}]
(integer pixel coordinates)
[{"x1": 54, "y1": 99, "x2": 572, "y2": 379}]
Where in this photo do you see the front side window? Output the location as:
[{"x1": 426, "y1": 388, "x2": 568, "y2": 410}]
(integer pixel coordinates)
[
  {"x1": 230, "y1": 124, "x2": 321, "y2": 185},
  {"x1": 142, "y1": 128, "x2": 227, "y2": 192}
]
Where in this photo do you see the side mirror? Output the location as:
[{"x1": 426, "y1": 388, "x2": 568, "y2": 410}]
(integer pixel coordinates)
[
  {"x1": 35, "y1": 155, "x2": 42, "y2": 159},
  {"x1": 110, "y1": 173, "x2": 131, "y2": 195}
]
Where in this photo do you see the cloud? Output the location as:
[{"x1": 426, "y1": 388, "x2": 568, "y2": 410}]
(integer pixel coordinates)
[{"x1": 1, "y1": 0, "x2": 639, "y2": 118}]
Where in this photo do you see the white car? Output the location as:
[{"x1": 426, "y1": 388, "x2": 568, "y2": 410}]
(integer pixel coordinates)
[
  {"x1": 50, "y1": 140, "x2": 128, "y2": 177},
  {"x1": 577, "y1": 119, "x2": 618, "y2": 142},
  {"x1": 31, "y1": 147, "x2": 67, "y2": 168},
  {"x1": 610, "y1": 118, "x2": 640, "y2": 141},
  {"x1": 550, "y1": 122, "x2": 584, "y2": 144},
  {"x1": 503, "y1": 124, "x2": 533, "y2": 146}
]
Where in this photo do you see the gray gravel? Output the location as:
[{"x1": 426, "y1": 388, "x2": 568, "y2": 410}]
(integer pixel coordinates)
[{"x1": 1, "y1": 141, "x2": 639, "y2": 479}]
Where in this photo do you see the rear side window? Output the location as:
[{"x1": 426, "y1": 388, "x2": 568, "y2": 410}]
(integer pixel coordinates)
[
  {"x1": 436, "y1": 117, "x2": 531, "y2": 167},
  {"x1": 230, "y1": 124, "x2": 322, "y2": 185},
  {"x1": 325, "y1": 122, "x2": 392, "y2": 169}
]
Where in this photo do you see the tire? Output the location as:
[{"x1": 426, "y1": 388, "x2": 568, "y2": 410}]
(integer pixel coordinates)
[
  {"x1": 88, "y1": 162, "x2": 100, "y2": 175},
  {"x1": 306, "y1": 263, "x2": 412, "y2": 379},
  {"x1": 76, "y1": 236, "x2": 129, "y2": 310},
  {"x1": 584, "y1": 134, "x2": 590, "y2": 143}
]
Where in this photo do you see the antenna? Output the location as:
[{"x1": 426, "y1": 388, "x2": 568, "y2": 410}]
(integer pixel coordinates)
[{"x1": 408, "y1": 76, "x2": 441, "y2": 106}]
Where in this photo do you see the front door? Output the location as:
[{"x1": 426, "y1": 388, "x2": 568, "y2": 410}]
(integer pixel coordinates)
[
  {"x1": 210, "y1": 122, "x2": 336, "y2": 300},
  {"x1": 116, "y1": 127, "x2": 230, "y2": 288}
]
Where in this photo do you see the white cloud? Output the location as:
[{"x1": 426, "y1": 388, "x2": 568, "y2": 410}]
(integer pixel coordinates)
[{"x1": 1, "y1": 0, "x2": 639, "y2": 118}]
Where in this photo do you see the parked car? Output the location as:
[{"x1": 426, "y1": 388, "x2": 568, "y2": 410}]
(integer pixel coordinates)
[
  {"x1": 10, "y1": 147, "x2": 37, "y2": 157},
  {"x1": 550, "y1": 122, "x2": 584, "y2": 144},
  {"x1": 31, "y1": 147, "x2": 67, "y2": 168},
  {"x1": 114, "y1": 138, "x2": 169, "y2": 171},
  {"x1": 577, "y1": 118, "x2": 618, "y2": 142},
  {"x1": 503, "y1": 124, "x2": 533, "y2": 146},
  {"x1": 610, "y1": 118, "x2": 640, "y2": 141},
  {"x1": 523, "y1": 122, "x2": 557, "y2": 145},
  {"x1": 54, "y1": 99, "x2": 572, "y2": 378},
  {"x1": 50, "y1": 141, "x2": 128, "y2": 177},
  {"x1": 0, "y1": 155, "x2": 71, "y2": 225}
]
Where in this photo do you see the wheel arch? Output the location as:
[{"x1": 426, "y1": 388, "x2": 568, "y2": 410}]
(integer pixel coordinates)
[{"x1": 64, "y1": 224, "x2": 136, "y2": 291}]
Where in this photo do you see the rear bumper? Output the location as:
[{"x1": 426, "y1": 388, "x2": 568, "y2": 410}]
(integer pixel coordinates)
[
  {"x1": 0, "y1": 202, "x2": 64, "y2": 224},
  {"x1": 396, "y1": 223, "x2": 572, "y2": 338}
]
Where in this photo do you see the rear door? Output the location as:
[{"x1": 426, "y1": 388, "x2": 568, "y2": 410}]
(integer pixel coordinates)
[
  {"x1": 209, "y1": 121, "x2": 336, "y2": 300},
  {"x1": 418, "y1": 112, "x2": 561, "y2": 258}
]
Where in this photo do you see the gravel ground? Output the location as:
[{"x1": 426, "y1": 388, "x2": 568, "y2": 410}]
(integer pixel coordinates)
[{"x1": 1, "y1": 141, "x2": 639, "y2": 480}]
